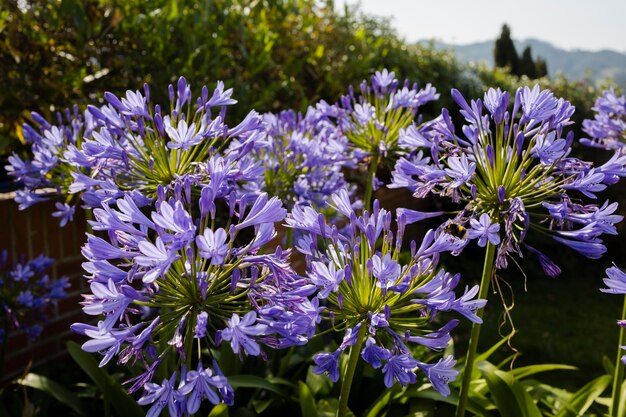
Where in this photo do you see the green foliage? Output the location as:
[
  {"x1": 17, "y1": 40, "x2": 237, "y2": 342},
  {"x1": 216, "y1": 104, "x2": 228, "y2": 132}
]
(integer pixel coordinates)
[
  {"x1": 16, "y1": 373, "x2": 89, "y2": 416},
  {"x1": 66, "y1": 341, "x2": 144, "y2": 417}
]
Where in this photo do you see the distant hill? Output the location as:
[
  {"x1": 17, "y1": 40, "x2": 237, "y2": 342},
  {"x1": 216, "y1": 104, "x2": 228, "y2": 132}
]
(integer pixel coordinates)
[{"x1": 421, "y1": 38, "x2": 626, "y2": 86}]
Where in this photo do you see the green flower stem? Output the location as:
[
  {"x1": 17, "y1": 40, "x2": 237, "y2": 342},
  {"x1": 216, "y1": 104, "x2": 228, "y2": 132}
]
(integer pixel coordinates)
[
  {"x1": 610, "y1": 295, "x2": 626, "y2": 417},
  {"x1": 363, "y1": 151, "x2": 379, "y2": 210},
  {"x1": 0, "y1": 317, "x2": 8, "y2": 374},
  {"x1": 337, "y1": 324, "x2": 367, "y2": 417},
  {"x1": 455, "y1": 242, "x2": 497, "y2": 417}
]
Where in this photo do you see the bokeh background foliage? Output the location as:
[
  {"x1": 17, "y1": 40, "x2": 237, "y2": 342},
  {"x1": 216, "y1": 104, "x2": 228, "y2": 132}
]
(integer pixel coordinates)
[{"x1": 3, "y1": 0, "x2": 598, "y2": 158}]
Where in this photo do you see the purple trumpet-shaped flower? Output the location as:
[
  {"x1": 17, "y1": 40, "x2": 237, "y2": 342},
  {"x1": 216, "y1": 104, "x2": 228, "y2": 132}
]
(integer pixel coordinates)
[
  {"x1": 416, "y1": 356, "x2": 458, "y2": 396},
  {"x1": 361, "y1": 337, "x2": 391, "y2": 369},
  {"x1": 312, "y1": 350, "x2": 342, "y2": 382},
  {"x1": 137, "y1": 373, "x2": 184, "y2": 417},
  {"x1": 218, "y1": 312, "x2": 267, "y2": 357},
  {"x1": 71, "y1": 321, "x2": 142, "y2": 366},
  {"x1": 601, "y1": 265, "x2": 626, "y2": 294},
  {"x1": 382, "y1": 353, "x2": 418, "y2": 388},
  {"x1": 235, "y1": 193, "x2": 286, "y2": 231},
  {"x1": 52, "y1": 202, "x2": 75, "y2": 227},
  {"x1": 467, "y1": 213, "x2": 501, "y2": 247},
  {"x1": 165, "y1": 119, "x2": 202, "y2": 150},
  {"x1": 310, "y1": 261, "x2": 344, "y2": 299},
  {"x1": 372, "y1": 253, "x2": 401, "y2": 290},
  {"x1": 178, "y1": 363, "x2": 229, "y2": 413},
  {"x1": 135, "y1": 237, "x2": 180, "y2": 284},
  {"x1": 196, "y1": 228, "x2": 229, "y2": 265}
]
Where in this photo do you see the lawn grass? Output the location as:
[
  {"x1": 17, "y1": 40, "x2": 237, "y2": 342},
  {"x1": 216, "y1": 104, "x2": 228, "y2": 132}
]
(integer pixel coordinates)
[{"x1": 447, "y1": 232, "x2": 624, "y2": 390}]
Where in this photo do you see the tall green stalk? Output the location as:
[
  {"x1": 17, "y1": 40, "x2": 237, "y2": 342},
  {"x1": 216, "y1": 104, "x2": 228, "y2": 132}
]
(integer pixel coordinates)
[
  {"x1": 362, "y1": 151, "x2": 379, "y2": 211},
  {"x1": 455, "y1": 242, "x2": 497, "y2": 417},
  {"x1": 336, "y1": 324, "x2": 367, "y2": 417},
  {"x1": 610, "y1": 295, "x2": 626, "y2": 417}
]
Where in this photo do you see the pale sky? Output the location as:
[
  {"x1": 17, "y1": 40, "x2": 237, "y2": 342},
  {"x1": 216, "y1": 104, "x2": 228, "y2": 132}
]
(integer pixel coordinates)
[{"x1": 338, "y1": 0, "x2": 626, "y2": 53}]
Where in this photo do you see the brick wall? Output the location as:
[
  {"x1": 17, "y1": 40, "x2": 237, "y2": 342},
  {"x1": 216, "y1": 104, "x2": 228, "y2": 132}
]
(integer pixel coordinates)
[{"x1": 0, "y1": 193, "x2": 87, "y2": 382}]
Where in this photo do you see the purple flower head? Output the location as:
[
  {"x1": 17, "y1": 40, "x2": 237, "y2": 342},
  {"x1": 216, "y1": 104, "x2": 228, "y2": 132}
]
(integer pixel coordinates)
[
  {"x1": 289, "y1": 192, "x2": 479, "y2": 390},
  {"x1": 391, "y1": 84, "x2": 620, "y2": 274},
  {"x1": 581, "y1": 87, "x2": 626, "y2": 150}
]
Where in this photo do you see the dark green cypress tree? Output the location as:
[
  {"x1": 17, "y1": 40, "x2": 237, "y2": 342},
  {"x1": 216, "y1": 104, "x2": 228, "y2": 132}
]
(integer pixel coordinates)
[
  {"x1": 519, "y1": 46, "x2": 537, "y2": 78},
  {"x1": 535, "y1": 57, "x2": 548, "y2": 78},
  {"x1": 494, "y1": 24, "x2": 520, "y2": 76}
]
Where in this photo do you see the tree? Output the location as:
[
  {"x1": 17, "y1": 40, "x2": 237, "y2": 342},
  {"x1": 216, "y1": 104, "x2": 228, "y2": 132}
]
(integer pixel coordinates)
[
  {"x1": 519, "y1": 46, "x2": 537, "y2": 78},
  {"x1": 535, "y1": 57, "x2": 548, "y2": 78},
  {"x1": 494, "y1": 24, "x2": 519, "y2": 75}
]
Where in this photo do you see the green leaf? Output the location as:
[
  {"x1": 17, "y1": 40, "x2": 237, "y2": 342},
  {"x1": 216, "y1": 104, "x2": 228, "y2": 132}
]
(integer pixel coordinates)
[
  {"x1": 510, "y1": 364, "x2": 577, "y2": 380},
  {"x1": 410, "y1": 387, "x2": 493, "y2": 416},
  {"x1": 17, "y1": 373, "x2": 89, "y2": 416},
  {"x1": 228, "y1": 375, "x2": 286, "y2": 396},
  {"x1": 364, "y1": 388, "x2": 393, "y2": 417},
  {"x1": 208, "y1": 403, "x2": 230, "y2": 417},
  {"x1": 306, "y1": 366, "x2": 332, "y2": 396},
  {"x1": 618, "y1": 379, "x2": 626, "y2": 417},
  {"x1": 318, "y1": 398, "x2": 355, "y2": 417},
  {"x1": 66, "y1": 341, "x2": 144, "y2": 417},
  {"x1": 299, "y1": 381, "x2": 318, "y2": 417},
  {"x1": 554, "y1": 374, "x2": 611, "y2": 417},
  {"x1": 478, "y1": 361, "x2": 542, "y2": 417}
]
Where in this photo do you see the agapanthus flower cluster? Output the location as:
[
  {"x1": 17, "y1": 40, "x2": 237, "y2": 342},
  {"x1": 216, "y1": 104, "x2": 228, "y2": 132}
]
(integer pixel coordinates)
[
  {"x1": 391, "y1": 85, "x2": 626, "y2": 273},
  {"x1": 582, "y1": 87, "x2": 626, "y2": 151},
  {"x1": 285, "y1": 190, "x2": 485, "y2": 396},
  {"x1": 326, "y1": 69, "x2": 439, "y2": 204},
  {"x1": 257, "y1": 108, "x2": 353, "y2": 209},
  {"x1": 335, "y1": 69, "x2": 439, "y2": 159},
  {"x1": 71, "y1": 184, "x2": 318, "y2": 415},
  {"x1": 7, "y1": 77, "x2": 263, "y2": 226},
  {"x1": 601, "y1": 265, "x2": 626, "y2": 363},
  {"x1": 0, "y1": 251, "x2": 69, "y2": 344}
]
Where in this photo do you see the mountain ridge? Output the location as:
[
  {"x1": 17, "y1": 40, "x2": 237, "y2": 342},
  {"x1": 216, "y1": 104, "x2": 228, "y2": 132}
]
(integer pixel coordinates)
[{"x1": 420, "y1": 38, "x2": 626, "y2": 86}]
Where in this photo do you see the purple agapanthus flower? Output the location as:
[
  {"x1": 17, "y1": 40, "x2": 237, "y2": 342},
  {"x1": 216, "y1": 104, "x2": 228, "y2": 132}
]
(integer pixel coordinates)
[
  {"x1": 1, "y1": 251, "x2": 69, "y2": 344},
  {"x1": 390, "y1": 85, "x2": 624, "y2": 274},
  {"x1": 581, "y1": 87, "x2": 626, "y2": 151},
  {"x1": 286, "y1": 191, "x2": 482, "y2": 396},
  {"x1": 7, "y1": 77, "x2": 266, "y2": 224},
  {"x1": 72, "y1": 180, "x2": 314, "y2": 412}
]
